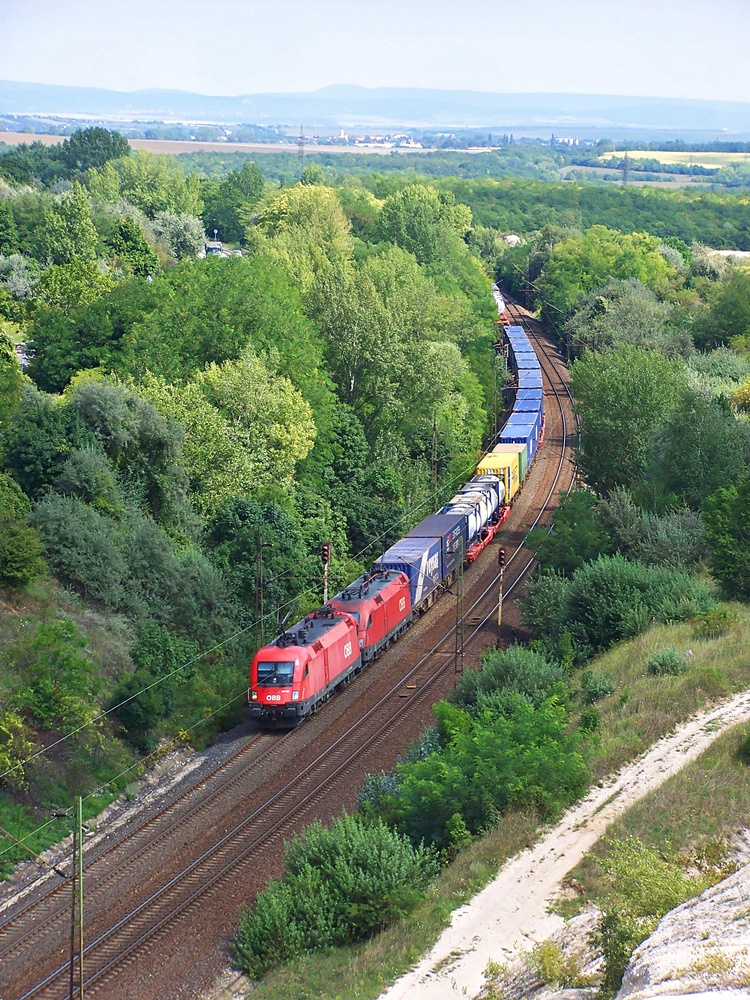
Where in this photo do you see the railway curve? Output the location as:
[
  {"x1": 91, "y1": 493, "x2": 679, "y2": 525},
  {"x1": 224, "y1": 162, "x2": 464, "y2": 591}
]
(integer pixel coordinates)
[{"x1": 0, "y1": 299, "x2": 577, "y2": 1000}]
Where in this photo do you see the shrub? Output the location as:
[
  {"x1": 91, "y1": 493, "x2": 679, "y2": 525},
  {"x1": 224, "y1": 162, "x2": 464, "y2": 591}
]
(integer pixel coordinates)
[
  {"x1": 647, "y1": 645, "x2": 688, "y2": 677},
  {"x1": 0, "y1": 711, "x2": 40, "y2": 790},
  {"x1": 31, "y1": 494, "x2": 129, "y2": 608},
  {"x1": 579, "y1": 706, "x2": 601, "y2": 732},
  {"x1": 232, "y1": 814, "x2": 439, "y2": 977},
  {"x1": 386, "y1": 698, "x2": 589, "y2": 849},
  {"x1": 597, "y1": 837, "x2": 729, "y2": 998},
  {"x1": 524, "y1": 555, "x2": 715, "y2": 654},
  {"x1": 0, "y1": 519, "x2": 46, "y2": 587},
  {"x1": 453, "y1": 644, "x2": 566, "y2": 716},
  {"x1": 54, "y1": 447, "x2": 122, "y2": 513},
  {"x1": 7, "y1": 619, "x2": 102, "y2": 733},
  {"x1": 0, "y1": 471, "x2": 31, "y2": 519},
  {"x1": 579, "y1": 669, "x2": 615, "y2": 704},
  {"x1": 692, "y1": 607, "x2": 739, "y2": 639},
  {"x1": 531, "y1": 939, "x2": 581, "y2": 988}
]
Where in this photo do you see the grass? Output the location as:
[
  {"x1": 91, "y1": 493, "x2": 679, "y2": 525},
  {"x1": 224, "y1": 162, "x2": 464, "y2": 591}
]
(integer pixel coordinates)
[
  {"x1": 231, "y1": 603, "x2": 750, "y2": 999},
  {"x1": 0, "y1": 578, "x2": 139, "y2": 878},
  {"x1": 579, "y1": 605, "x2": 750, "y2": 780},
  {"x1": 601, "y1": 150, "x2": 750, "y2": 168},
  {"x1": 244, "y1": 811, "x2": 541, "y2": 1000},
  {"x1": 556, "y1": 720, "x2": 750, "y2": 917}
]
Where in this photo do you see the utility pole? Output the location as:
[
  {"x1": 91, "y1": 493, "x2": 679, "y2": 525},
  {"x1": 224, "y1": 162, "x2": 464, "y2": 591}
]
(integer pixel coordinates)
[
  {"x1": 525, "y1": 256, "x2": 531, "y2": 310},
  {"x1": 431, "y1": 412, "x2": 438, "y2": 494},
  {"x1": 321, "y1": 542, "x2": 331, "y2": 604},
  {"x1": 70, "y1": 796, "x2": 84, "y2": 1000},
  {"x1": 496, "y1": 547, "x2": 505, "y2": 647},
  {"x1": 454, "y1": 536, "x2": 464, "y2": 683},
  {"x1": 257, "y1": 536, "x2": 272, "y2": 645},
  {"x1": 622, "y1": 148, "x2": 630, "y2": 186},
  {"x1": 297, "y1": 124, "x2": 305, "y2": 180}
]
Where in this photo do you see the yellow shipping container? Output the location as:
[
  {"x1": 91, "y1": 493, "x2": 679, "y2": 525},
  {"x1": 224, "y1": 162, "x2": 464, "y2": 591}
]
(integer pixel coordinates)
[{"x1": 476, "y1": 450, "x2": 519, "y2": 500}]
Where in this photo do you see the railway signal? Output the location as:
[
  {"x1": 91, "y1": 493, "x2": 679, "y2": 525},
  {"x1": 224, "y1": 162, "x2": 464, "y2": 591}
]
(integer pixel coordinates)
[
  {"x1": 497, "y1": 547, "x2": 506, "y2": 638},
  {"x1": 321, "y1": 542, "x2": 331, "y2": 603}
]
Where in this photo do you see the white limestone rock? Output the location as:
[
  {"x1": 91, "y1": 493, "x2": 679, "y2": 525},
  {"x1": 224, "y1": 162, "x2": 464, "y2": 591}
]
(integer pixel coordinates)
[{"x1": 616, "y1": 863, "x2": 750, "y2": 1000}]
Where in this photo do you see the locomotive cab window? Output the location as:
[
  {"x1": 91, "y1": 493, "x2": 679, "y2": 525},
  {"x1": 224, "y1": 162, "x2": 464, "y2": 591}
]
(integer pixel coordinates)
[{"x1": 256, "y1": 661, "x2": 295, "y2": 686}]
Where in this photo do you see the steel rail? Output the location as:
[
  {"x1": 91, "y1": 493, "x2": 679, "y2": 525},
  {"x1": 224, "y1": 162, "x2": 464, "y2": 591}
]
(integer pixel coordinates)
[{"x1": 9, "y1": 301, "x2": 577, "y2": 1000}]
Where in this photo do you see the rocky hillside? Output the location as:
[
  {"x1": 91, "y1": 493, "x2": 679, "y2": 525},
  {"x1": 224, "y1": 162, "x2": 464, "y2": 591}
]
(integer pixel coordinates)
[{"x1": 480, "y1": 860, "x2": 750, "y2": 1000}]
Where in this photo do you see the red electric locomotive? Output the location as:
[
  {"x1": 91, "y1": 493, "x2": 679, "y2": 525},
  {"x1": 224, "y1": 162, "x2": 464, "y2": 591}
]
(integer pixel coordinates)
[
  {"x1": 329, "y1": 568, "x2": 412, "y2": 662},
  {"x1": 249, "y1": 607, "x2": 360, "y2": 727}
]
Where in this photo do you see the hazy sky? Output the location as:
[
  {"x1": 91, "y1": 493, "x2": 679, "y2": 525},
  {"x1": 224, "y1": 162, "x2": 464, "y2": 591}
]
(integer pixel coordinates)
[{"x1": 1, "y1": 0, "x2": 749, "y2": 102}]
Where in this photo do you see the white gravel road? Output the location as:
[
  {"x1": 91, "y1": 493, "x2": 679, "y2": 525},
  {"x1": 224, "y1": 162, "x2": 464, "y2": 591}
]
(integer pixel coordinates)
[{"x1": 380, "y1": 689, "x2": 750, "y2": 1000}]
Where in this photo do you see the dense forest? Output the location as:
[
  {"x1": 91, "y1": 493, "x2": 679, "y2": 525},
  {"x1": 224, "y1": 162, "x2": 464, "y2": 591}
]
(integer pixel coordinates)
[{"x1": 3, "y1": 127, "x2": 750, "y2": 996}]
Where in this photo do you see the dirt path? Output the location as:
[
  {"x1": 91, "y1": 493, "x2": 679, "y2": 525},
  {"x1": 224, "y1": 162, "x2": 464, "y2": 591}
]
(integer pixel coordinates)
[{"x1": 380, "y1": 689, "x2": 750, "y2": 1000}]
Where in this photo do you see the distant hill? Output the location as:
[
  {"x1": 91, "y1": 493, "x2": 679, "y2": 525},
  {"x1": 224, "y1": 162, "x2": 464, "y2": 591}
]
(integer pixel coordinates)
[{"x1": 2, "y1": 80, "x2": 750, "y2": 132}]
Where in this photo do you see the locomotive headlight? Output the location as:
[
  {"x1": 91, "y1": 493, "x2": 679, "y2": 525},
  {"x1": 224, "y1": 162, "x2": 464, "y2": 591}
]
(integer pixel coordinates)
[
  {"x1": 292, "y1": 691, "x2": 299, "y2": 700},
  {"x1": 250, "y1": 690, "x2": 258, "y2": 701}
]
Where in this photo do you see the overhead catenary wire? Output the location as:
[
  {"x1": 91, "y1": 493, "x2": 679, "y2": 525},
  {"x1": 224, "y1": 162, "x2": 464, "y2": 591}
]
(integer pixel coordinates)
[
  {"x1": 0, "y1": 298, "x2": 524, "y2": 874},
  {"x1": 0, "y1": 443, "x2": 505, "y2": 862},
  {"x1": 0, "y1": 409, "x2": 508, "y2": 787}
]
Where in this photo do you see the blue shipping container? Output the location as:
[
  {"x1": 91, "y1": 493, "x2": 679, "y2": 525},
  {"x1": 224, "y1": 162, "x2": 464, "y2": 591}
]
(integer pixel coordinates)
[
  {"x1": 376, "y1": 537, "x2": 443, "y2": 607},
  {"x1": 516, "y1": 389, "x2": 544, "y2": 404},
  {"x1": 518, "y1": 372, "x2": 543, "y2": 389},
  {"x1": 500, "y1": 423, "x2": 538, "y2": 461},
  {"x1": 406, "y1": 513, "x2": 467, "y2": 579},
  {"x1": 513, "y1": 395, "x2": 543, "y2": 413}
]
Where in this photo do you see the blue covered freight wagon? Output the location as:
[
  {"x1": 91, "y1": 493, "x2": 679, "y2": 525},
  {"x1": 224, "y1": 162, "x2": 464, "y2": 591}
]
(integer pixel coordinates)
[
  {"x1": 406, "y1": 513, "x2": 467, "y2": 579},
  {"x1": 376, "y1": 537, "x2": 443, "y2": 609},
  {"x1": 499, "y1": 422, "x2": 539, "y2": 461},
  {"x1": 518, "y1": 372, "x2": 543, "y2": 390}
]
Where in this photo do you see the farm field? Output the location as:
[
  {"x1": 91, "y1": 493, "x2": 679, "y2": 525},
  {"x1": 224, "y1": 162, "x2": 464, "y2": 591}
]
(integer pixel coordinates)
[{"x1": 607, "y1": 149, "x2": 750, "y2": 168}]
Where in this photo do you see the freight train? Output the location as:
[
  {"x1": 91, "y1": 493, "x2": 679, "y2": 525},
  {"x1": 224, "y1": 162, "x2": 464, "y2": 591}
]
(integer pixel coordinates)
[{"x1": 248, "y1": 311, "x2": 545, "y2": 727}]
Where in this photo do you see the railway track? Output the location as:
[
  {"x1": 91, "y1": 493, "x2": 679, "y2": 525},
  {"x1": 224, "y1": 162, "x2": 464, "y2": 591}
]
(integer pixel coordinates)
[{"x1": 1, "y1": 303, "x2": 577, "y2": 1000}]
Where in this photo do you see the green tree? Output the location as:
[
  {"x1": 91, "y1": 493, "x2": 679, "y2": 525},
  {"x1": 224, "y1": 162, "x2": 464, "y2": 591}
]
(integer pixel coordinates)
[
  {"x1": 526, "y1": 489, "x2": 609, "y2": 575},
  {"x1": 703, "y1": 471, "x2": 750, "y2": 598},
  {"x1": 0, "y1": 519, "x2": 46, "y2": 588},
  {"x1": 247, "y1": 183, "x2": 354, "y2": 295},
  {"x1": 565, "y1": 278, "x2": 686, "y2": 358},
  {"x1": 2, "y1": 384, "x2": 74, "y2": 496},
  {"x1": 115, "y1": 150, "x2": 203, "y2": 217},
  {"x1": 151, "y1": 211, "x2": 205, "y2": 259},
  {"x1": 133, "y1": 350, "x2": 315, "y2": 517},
  {"x1": 205, "y1": 496, "x2": 306, "y2": 625},
  {"x1": 0, "y1": 469, "x2": 46, "y2": 587},
  {"x1": 704, "y1": 268, "x2": 750, "y2": 346},
  {"x1": 39, "y1": 183, "x2": 99, "y2": 265},
  {"x1": 106, "y1": 216, "x2": 159, "y2": 276},
  {"x1": 201, "y1": 161, "x2": 264, "y2": 244},
  {"x1": 538, "y1": 226, "x2": 672, "y2": 332},
  {"x1": 35, "y1": 259, "x2": 115, "y2": 312},
  {"x1": 377, "y1": 183, "x2": 472, "y2": 266},
  {"x1": 570, "y1": 346, "x2": 682, "y2": 493},
  {"x1": 0, "y1": 200, "x2": 19, "y2": 254},
  {"x1": 651, "y1": 388, "x2": 750, "y2": 509},
  {"x1": 0, "y1": 331, "x2": 24, "y2": 434},
  {"x1": 59, "y1": 127, "x2": 130, "y2": 172},
  {"x1": 121, "y1": 257, "x2": 331, "y2": 429}
]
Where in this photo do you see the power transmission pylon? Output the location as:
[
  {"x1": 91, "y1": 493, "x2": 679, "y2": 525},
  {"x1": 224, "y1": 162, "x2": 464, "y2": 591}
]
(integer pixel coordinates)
[{"x1": 297, "y1": 125, "x2": 304, "y2": 180}]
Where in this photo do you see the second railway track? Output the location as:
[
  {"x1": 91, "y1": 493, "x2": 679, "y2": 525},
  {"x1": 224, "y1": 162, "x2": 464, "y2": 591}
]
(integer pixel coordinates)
[{"x1": 1, "y1": 301, "x2": 578, "y2": 1000}]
